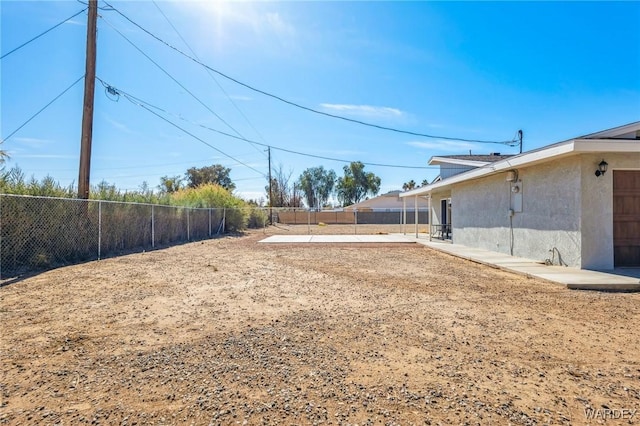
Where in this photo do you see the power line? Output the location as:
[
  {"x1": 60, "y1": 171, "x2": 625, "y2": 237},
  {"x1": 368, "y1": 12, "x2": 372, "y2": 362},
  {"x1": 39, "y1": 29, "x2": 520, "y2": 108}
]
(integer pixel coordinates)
[
  {"x1": 95, "y1": 78, "x2": 265, "y2": 177},
  {"x1": 1, "y1": 8, "x2": 87, "y2": 60},
  {"x1": 102, "y1": 1, "x2": 517, "y2": 146},
  {"x1": 96, "y1": 77, "x2": 436, "y2": 170},
  {"x1": 151, "y1": 0, "x2": 268, "y2": 159},
  {"x1": 1, "y1": 74, "x2": 85, "y2": 143},
  {"x1": 100, "y1": 16, "x2": 255, "y2": 150}
]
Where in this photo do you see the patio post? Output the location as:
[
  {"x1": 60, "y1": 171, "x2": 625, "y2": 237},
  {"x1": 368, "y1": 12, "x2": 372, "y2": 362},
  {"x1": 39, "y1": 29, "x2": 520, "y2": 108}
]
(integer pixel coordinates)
[
  {"x1": 402, "y1": 197, "x2": 406, "y2": 235},
  {"x1": 414, "y1": 195, "x2": 418, "y2": 238}
]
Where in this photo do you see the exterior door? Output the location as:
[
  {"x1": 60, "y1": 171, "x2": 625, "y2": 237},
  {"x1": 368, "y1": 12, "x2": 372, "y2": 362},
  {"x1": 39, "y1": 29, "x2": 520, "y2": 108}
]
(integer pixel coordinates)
[
  {"x1": 440, "y1": 199, "x2": 448, "y2": 225},
  {"x1": 613, "y1": 170, "x2": 640, "y2": 267}
]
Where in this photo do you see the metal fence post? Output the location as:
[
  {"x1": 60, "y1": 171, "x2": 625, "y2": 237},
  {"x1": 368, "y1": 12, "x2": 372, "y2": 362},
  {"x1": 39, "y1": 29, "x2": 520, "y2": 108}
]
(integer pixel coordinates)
[
  {"x1": 222, "y1": 208, "x2": 226, "y2": 234},
  {"x1": 187, "y1": 208, "x2": 190, "y2": 241},
  {"x1": 354, "y1": 209, "x2": 358, "y2": 235},
  {"x1": 0, "y1": 194, "x2": 3, "y2": 280},
  {"x1": 307, "y1": 209, "x2": 310, "y2": 234},
  {"x1": 152, "y1": 205, "x2": 155, "y2": 248},
  {"x1": 98, "y1": 200, "x2": 102, "y2": 260},
  {"x1": 208, "y1": 208, "x2": 212, "y2": 237}
]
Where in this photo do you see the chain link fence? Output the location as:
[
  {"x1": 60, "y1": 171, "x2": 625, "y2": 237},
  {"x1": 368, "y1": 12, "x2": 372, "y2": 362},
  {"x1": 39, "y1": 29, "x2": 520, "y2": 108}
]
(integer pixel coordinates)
[
  {"x1": 271, "y1": 208, "x2": 428, "y2": 226},
  {"x1": 0, "y1": 194, "x2": 236, "y2": 279},
  {"x1": 0, "y1": 194, "x2": 428, "y2": 279}
]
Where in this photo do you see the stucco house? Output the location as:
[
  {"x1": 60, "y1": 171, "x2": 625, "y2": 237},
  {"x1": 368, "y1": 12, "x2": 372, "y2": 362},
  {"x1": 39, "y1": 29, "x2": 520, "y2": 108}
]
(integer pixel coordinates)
[
  {"x1": 344, "y1": 190, "x2": 429, "y2": 211},
  {"x1": 400, "y1": 121, "x2": 640, "y2": 270}
]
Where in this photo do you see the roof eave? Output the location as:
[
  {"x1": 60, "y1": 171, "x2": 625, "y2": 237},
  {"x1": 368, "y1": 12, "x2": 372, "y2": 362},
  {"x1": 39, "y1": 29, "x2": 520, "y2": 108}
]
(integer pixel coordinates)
[{"x1": 400, "y1": 139, "x2": 640, "y2": 197}]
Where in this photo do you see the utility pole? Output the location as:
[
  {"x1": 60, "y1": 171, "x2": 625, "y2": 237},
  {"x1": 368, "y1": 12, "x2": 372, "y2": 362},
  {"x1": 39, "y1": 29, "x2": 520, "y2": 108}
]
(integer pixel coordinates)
[
  {"x1": 518, "y1": 129, "x2": 523, "y2": 154},
  {"x1": 267, "y1": 146, "x2": 272, "y2": 225},
  {"x1": 78, "y1": 0, "x2": 97, "y2": 199}
]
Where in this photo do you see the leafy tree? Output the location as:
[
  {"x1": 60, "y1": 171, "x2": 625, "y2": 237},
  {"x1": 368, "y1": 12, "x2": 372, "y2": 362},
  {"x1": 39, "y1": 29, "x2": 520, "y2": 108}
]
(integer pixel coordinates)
[
  {"x1": 297, "y1": 166, "x2": 336, "y2": 210},
  {"x1": 335, "y1": 161, "x2": 381, "y2": 207},
  {"x1": 0, "y1": 145, "x2": 7, "y2": 169},
  {"x1": 402, "y1": 180, "x2": 416, "y2": 191},
  {"x1": 159, "y1": 175, "x2": 184, "y2": 194},
  {"x1": 421, "y1": 179, "x2": 429, "y2": 187},
  {"x1": 185, "y1": 164, "x2": 235, "y2": 191},
  {"x1": 266, "y1": 164, "x2": 302, "y2": 207}
]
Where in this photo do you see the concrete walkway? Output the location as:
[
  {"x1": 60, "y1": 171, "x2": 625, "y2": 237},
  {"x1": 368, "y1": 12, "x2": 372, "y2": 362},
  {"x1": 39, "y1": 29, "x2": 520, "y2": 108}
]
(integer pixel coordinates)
[
  {"x1": 259, "y1": 233, "x2": 640, "y2": 291},
  {"x1": 412, "y1": 237, "x2": 640, "y2": 291}
]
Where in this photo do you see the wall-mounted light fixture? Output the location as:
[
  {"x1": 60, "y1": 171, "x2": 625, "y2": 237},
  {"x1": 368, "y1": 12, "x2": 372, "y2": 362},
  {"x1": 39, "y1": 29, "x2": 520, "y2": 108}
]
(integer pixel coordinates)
[{"x1": 595, "y1": 160, "x2": 608, "y2": 177}]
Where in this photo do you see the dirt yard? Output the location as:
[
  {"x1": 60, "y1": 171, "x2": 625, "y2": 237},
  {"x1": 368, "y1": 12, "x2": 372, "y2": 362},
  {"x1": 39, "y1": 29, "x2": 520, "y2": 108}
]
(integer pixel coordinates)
[{"x1": 1, "y1": 228, "x2": 639, "y2": 425}]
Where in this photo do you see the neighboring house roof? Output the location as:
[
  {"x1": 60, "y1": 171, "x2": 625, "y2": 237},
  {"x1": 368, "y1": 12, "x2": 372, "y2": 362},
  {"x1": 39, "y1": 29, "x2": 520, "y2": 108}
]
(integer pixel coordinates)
[
  {"x1": 429, "y1": 154, "x2": 513, "y2": 167},
  {"x1": 345, "y1": 190, "x2": 429, "y2": 210},
  {"x1": 400, "y1": 121, "x2": 640, "y2": 198}
]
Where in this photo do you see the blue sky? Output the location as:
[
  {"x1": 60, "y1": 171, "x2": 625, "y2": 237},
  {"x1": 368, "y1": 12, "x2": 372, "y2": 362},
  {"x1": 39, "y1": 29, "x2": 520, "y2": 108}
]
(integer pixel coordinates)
[{"x1": 2, "y1": 1, "x2": 639, "y2": 202}]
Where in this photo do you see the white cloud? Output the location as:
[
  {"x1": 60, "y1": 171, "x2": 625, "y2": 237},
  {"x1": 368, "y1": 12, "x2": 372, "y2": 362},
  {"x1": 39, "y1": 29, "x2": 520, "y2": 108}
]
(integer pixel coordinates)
[
  {"x1": 12, "y1": 154, "x2": 76, "y2": 159},
  {"x1": 319, "y1": 103, "x2": 404, "y2": 119},
  {"x1": 184, "y1": 3, "x2": 296, "y2": 51},
  {"x1": 10, "y1": 137, "x2": 54, "y2": 147},
  {"x1": 103, "y1": 115, "x2": 134, "y2": 134},
  {"x1": 406, "y1": 140, "x2": 477, "y2": 151},
  {"x1": 64, "y1": 19, "x2": 84, "y2": 26},
  {"x1": 263, "y1": 12, "x2": 295, "y2": 38}
]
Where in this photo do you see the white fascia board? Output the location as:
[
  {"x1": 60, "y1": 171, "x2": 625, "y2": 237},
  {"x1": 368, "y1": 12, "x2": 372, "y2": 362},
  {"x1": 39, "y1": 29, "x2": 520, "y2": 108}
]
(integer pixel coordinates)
[
  {"x1": 581, "y1": 121, "x2": 640, "y2": 139},
  {"x1": 401, "y1": 142, "x2": 576, "y2": 197},
  {"x1": 571, "y1": 139, "x2": 640, "y2": 152},
  {"x1": 428, "y1": 157, "x2": 491, "y2": 167},
  {"x1": 400, "y1": 138, "x2": 640, "y2": 198}
]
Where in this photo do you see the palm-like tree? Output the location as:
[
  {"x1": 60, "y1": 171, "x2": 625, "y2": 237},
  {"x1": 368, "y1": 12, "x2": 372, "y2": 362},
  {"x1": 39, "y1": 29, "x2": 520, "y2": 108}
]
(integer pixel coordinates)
[{"x1": 402, "y1": 180, "x2": 416, "y2": 191}]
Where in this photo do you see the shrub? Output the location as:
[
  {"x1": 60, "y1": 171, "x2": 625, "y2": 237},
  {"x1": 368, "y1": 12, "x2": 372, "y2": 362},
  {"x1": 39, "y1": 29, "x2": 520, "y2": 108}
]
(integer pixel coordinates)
[
  {"x1": 247, "y1": 207, "x2": 268, "y2": 229},
  {"x1": 170, "y1": 184, "x2": 248, "y2": 231}
]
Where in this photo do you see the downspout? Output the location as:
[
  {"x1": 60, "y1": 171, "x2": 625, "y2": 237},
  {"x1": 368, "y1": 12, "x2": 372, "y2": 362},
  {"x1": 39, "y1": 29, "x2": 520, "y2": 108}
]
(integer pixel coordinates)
[
  {"x1": 414, "y1": 195, "x2": 418, "y2": 238},
  {"x1": 429, "y1": 195, "x2": 432, "y2": 242}
]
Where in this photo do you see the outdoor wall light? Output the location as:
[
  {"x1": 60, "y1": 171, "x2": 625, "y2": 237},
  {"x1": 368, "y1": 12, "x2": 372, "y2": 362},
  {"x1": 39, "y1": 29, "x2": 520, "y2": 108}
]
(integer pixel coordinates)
[{"x1": 595, "y1": 160, "x2": 608, "y2": 177}]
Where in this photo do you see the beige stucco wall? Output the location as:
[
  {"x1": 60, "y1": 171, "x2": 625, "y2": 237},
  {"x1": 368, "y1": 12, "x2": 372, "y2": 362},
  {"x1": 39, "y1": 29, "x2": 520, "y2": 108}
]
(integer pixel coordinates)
[
  {"x1": 452, "y1": 157, "x2": 583, "y2": 267},
  {"x1": 450, "y1": 152, "x2": 640, "y2": 270}
]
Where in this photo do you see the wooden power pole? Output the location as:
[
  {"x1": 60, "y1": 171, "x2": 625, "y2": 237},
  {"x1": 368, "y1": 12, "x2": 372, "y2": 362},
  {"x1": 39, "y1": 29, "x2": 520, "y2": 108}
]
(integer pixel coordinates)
[
  {"x1": 78, "y1": 0, "x2": 98, "y2": 199},
  {"x1": 268, "y1": 146, "x2": 272, "y2": 224}
]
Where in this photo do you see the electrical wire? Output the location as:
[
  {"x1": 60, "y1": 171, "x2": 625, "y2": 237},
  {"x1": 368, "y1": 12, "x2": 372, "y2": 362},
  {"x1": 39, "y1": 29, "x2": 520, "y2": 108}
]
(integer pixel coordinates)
[
  {"x1": 96, "y1": 77, "x2": 435, "y2": 170},
  {"x1": 1, "y1": 8, "x2": 87, "y2": 60},
  {"x1": 102, "y1": 1, "x2": 517, "y2": 146},
  {"x1": 1, "y1": 74, "x2": 85, "y2": 143},
  {"x1": 151, "y1": 0, "x2": 268, "y2": 159},
  {"x1": 100, "y1": 16, "x2": 254, "y2": 150},
  {"x1": 95, "y1": 78, "x2": 265, "y2": 177}
]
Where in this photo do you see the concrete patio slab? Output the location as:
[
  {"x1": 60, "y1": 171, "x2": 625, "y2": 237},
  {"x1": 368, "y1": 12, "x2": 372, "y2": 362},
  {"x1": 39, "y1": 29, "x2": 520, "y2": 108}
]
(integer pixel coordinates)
[
  {"x1": 259, "y1": 235, "x2": 417, "y2": 244},
  {"x1": 259, "y1": 233, "x2": 640, "y2": 291},
  {"x1": 413, "y1": 238, "x2": 640, "y2": 291}
]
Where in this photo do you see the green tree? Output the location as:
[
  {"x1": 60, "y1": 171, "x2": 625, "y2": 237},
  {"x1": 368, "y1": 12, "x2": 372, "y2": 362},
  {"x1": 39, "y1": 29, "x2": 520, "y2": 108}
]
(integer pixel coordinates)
[
  {"x1": 297, "y1": 166, "x2": 336, "y2": 210},
  {"x1": 335, "y1": 161, "x2": 381, "y2": 207},
  {"x1": 421, "y1": 179, "x2": 429, "y2": 187},
  {"x1": 185, "y1": 164, "x2": 235, "y2": 191},
  {"x1": 0, "y1": 145, "x2": 7, "y2": 169},
  {"x1": 402, "y1": 180, "x2": 416, "y2": 191},
  {"x1": 159, "y1": 175, "x2": 184, "y2": 194}
]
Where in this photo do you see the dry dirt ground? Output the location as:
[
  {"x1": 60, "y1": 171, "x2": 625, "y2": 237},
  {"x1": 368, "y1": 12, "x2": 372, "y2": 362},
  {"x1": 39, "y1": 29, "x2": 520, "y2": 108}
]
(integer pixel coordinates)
[{"x1": 1, "y1": 227, "x2": 639, "y2": 425}]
